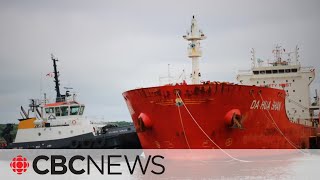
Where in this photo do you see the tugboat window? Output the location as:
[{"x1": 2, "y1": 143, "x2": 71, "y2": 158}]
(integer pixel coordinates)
[
  {"x1": 45, "y1": 108, "x2": 54, "y2": 114},
  {"x1": 55, "y1": 107, "x2": 61, "y2": 116},
  {"x1": 61, "y1": 106, "x2": 69, "y2": 116},
  {"x1": 70, "y1": 106, "x2": 80, "y2": 115},
  {"x1": 79, "y1": 106, "x2": 85, "y2": 115}
]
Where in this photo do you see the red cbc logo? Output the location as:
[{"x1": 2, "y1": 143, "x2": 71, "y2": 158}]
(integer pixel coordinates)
[{"x1": 10, "y1": 155, "x2": 30, "y2": 175}]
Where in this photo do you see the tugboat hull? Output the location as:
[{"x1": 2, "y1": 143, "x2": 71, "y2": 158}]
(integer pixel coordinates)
[{"x1": 7, "y1": 125, "x2": 141, "y2": 149}]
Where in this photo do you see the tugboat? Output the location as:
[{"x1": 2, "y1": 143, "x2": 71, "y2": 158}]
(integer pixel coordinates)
[
  {"x1": 3, "y1": 55, "x2": 141, "y2": 149},
  {"x1": 122, "y1": 16, "x2": 320, "y2": 149}
]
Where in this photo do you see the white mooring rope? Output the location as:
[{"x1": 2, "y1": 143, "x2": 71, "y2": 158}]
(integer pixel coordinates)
[
  {"x1": 258, "y1": 93, "x2": 307, "y2": 154},
  {"x1": 177, "y1": 105, "x2": 191, "y2": 149},
  {"x1": 176, "y1": 92, "x2": 250, "y2": 162}
]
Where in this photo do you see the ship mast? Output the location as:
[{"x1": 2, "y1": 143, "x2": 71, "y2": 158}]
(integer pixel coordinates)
[
  {"x1": 271, "y1": 45, "x2": 288, "y2": 66},
  {"x1": 51, "y1": 54, "x2": 63, "y2": 102},
  {"x1": 183, "y1": 16, "x2": 206, "y2": 84}
]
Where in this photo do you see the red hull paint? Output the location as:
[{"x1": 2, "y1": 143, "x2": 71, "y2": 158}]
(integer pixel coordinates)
[{"x1": 123, "y1": 83, "x2": 319, "y2": 149}]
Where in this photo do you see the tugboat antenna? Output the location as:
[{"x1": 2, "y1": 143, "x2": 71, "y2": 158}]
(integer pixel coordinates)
[{"x1": 51, "y1": 54, "x2": 62, "y2": 102}]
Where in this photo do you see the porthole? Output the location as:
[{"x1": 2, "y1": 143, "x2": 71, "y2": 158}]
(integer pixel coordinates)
[
  {"x1": 293, "y1": 80, "x2": 295, "y2": 82},
  {"x1": 59, "y1": 131, "x2": 61, "y2": 135},
  {"x1": 299, "y1": 100, "x2": 301, "y2": 102},
  {"x1": 273, "y1": 80, "x2": 275, "y2": 83},
  {"x1": 38, "y1": 132, "x2": 41, "y2": 136},
  {"x1": 286, "y1": 80, "x2": 288, "y2": 82},
  {"x1": 257, "y1": 81, "x2": 259, "y2": 84},
  {"x1": 293, "y1": 90, "x2": 295, "y2": 92}
]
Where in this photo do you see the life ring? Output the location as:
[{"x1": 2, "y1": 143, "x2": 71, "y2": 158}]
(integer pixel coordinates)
[
  {"x1": 69, "y1": 140, "x2": 79, "y2": 148},
  {"x1": 72, "y1": 120, "x2": 76, "y2": 125},
  {"x1": 81, "y1": 140, "x2": 93, "y2": 149},
  {"x1": 93, "y1": 138, "x2": 105, "y2": 149}
]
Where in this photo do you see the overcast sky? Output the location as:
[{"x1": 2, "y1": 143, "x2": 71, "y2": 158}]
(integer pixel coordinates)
[{"x1": 1, "y1": 0, "x2": 320, "y2": 124}]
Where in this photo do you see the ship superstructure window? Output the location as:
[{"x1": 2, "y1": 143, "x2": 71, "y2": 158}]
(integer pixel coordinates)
[
  {"x1": 70, "y1": 106, "x2": 80, "y2": 115},
  {"x1": 79, "y1": 106, "x2": 85, "y2": 115},
  {"x1": 61, "y1": 106, "x2": 69, "y2": 116},
  {"x1": 55, "y1": 107, "x2": 61, "y2": 116},
  {"x1": 252, "y1": 69, "x2": 296, "y2": 75},
  {"x1": 45, "y1": 108, "x2": 54, "y2": 114}
]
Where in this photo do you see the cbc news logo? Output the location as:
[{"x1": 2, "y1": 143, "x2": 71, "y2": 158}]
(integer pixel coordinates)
[
  {"x1": 7, "y1": 154, "x2": 165, "y2": 176},
  {"x1": 10, "y1": 155, "x2": 30, "y2": 175}
]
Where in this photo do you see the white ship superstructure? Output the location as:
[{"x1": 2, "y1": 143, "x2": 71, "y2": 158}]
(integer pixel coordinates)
[{"x1": 237, "y1": 45, "x2": 319, "y2": 126}]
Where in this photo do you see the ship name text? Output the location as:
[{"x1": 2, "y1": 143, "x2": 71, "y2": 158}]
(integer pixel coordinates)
[{"x1": 250, "y1": 100, "x2": 282, "y2": 111}]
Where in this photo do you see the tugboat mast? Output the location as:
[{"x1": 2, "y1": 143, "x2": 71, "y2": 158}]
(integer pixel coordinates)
[
  {"x1": 51, "y1": 54, "x2": 62, "y2": 102},
  {"x1": 183, "y1": 15, "x2": 206, "y2": 84}
]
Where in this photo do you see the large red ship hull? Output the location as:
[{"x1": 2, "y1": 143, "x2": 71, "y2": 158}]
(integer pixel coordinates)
[{"x1": 123, "y1": 83, "x2": 320, "y2": 149}]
